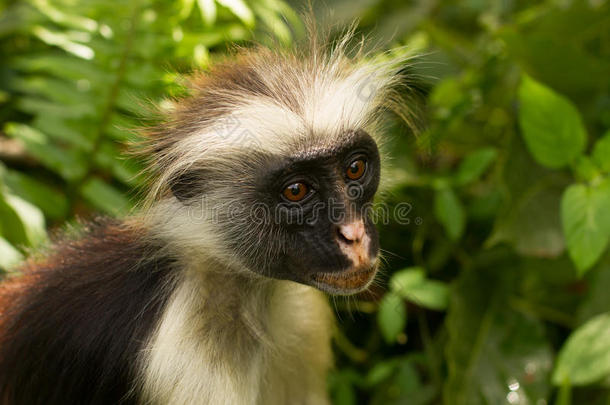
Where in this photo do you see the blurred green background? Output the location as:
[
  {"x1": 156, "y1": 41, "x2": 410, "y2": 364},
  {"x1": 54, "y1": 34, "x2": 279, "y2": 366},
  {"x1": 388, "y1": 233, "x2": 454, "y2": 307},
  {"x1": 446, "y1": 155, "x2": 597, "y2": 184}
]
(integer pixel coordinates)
[{"x1": 1, "y1": 0, "x2": 609, "y2": 403}]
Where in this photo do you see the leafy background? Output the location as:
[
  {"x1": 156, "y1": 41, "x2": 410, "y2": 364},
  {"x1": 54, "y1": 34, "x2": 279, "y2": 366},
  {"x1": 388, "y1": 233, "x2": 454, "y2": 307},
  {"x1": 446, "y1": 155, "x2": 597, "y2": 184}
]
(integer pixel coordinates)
[{"x1": 0, "y1": 0, "x2": 609, "y2": 403}]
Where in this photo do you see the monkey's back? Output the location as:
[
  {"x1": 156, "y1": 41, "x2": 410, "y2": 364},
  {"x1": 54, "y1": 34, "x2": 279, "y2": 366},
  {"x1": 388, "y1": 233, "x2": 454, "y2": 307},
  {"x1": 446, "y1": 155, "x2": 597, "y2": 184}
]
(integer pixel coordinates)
[{"x1": 0, "y1": 218, "x2": 176, "y2": 405}]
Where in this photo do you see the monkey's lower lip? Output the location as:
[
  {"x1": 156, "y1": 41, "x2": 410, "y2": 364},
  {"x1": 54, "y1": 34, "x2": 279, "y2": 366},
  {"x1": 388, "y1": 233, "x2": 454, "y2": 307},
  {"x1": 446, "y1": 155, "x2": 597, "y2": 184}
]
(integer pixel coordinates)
[{"x1": 309, "y1": 262, "x2": 378, "y2": 295}]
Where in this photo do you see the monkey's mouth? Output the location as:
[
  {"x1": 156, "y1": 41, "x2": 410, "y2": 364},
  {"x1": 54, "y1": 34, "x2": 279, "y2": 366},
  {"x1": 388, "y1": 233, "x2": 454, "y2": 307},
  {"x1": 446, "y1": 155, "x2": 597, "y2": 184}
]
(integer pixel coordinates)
[{"x1": 309, "y1": 262, "x2": 378, "y2": 295}]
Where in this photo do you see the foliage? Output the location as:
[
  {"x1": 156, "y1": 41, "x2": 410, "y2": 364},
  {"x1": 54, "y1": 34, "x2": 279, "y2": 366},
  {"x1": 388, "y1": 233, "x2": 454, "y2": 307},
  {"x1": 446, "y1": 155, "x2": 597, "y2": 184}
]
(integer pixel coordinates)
[
  {"x1": 0, "y1": 0, "x2": 299, "y2": 258},
  {"x1": 1, "y1": 0, "x2": 610, "y2": 404},
  {"x1": 324, "y1": 1, "x2": 610, "y2": 404}
]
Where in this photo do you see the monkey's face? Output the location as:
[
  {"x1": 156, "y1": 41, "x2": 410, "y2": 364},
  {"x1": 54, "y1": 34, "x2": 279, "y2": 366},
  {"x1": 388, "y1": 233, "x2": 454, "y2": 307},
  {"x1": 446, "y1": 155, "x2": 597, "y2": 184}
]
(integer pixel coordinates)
[
  {"x1": 219, "y1": 129, "x2": 381, "y2": 295},
  {"x1": 169, "y1": 129, "x2": 381, "y2": 295}
]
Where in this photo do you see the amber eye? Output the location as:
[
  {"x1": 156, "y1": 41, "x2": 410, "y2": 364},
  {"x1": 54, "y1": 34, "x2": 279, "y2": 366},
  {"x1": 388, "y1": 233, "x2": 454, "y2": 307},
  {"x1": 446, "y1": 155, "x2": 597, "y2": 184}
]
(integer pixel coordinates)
[
  {"x1": 282, "y1": 182, "x2": 309, "y2": 202},
  {"x1": 346, "y1": 159, "x2": 366, "y2": 180}
]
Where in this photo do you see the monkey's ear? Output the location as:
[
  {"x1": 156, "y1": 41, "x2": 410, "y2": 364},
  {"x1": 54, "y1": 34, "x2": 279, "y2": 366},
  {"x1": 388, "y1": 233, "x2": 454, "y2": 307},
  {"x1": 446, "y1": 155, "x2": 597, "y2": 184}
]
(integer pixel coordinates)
[{"x1": 169, "y1": 171, "x2": 204, "y2": 201}]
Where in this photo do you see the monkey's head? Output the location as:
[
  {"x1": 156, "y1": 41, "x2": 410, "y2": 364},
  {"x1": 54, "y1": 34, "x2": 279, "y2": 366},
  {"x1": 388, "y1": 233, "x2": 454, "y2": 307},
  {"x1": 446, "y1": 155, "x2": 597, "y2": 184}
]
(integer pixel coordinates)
[{"x1": 142, "y1": 36, "x2": 413, "y2": 295}]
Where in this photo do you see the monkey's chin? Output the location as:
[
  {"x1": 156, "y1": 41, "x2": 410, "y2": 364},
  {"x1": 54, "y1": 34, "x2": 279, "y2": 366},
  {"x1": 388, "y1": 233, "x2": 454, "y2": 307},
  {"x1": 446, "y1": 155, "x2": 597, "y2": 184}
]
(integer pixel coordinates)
[{"x1": 309, "y1": 262, "x2": 378, "y2": 296}]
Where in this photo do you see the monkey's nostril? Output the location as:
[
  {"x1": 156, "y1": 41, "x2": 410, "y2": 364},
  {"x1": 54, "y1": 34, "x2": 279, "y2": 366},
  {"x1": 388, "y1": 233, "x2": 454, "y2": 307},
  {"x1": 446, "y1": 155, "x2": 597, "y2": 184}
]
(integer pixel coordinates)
[
  {"x1": 336, "y1": 221, "x2": 365, "y2": 245},
  {"x1": 336, "y1": 227, "x2": 353, "y2": 245}
]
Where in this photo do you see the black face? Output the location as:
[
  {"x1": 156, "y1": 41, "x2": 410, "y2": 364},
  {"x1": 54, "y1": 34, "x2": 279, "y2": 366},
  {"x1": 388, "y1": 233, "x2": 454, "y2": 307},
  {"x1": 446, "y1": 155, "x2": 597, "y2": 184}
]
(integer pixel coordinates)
[{"x1": 172, "y1": 129, "x2": 381, "y2": 295}]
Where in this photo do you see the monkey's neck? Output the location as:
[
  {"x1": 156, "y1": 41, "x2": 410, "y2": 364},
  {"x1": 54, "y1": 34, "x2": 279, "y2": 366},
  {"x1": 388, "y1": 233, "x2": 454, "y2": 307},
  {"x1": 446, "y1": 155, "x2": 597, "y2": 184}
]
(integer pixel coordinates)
[
  {"x1": 138, "y1": 254, "x2": 333, "y2": 404},
  {"x1": 184, "y1": 259, "x2": 277, "y2": 344}
]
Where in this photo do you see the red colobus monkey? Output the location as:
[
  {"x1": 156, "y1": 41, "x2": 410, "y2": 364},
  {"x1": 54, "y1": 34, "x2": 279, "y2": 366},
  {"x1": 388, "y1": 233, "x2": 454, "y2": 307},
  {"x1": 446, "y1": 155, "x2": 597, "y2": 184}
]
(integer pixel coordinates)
[{"x1": 0, "y1": 29, "x2": 411, "y2": 404}]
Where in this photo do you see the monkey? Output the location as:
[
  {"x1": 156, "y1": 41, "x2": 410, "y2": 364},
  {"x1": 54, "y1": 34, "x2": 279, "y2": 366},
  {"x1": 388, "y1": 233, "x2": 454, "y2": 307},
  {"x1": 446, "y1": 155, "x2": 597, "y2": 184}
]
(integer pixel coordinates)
[{"x1": 0, "y1": 28, "x2": 412, "y2": 405}]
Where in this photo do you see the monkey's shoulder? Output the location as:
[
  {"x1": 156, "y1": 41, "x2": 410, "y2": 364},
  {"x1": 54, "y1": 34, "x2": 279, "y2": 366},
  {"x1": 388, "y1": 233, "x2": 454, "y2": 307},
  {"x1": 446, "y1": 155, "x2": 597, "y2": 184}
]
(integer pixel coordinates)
[{"x1": 0, "y1": 217, "x2": 176, "y2": 405}]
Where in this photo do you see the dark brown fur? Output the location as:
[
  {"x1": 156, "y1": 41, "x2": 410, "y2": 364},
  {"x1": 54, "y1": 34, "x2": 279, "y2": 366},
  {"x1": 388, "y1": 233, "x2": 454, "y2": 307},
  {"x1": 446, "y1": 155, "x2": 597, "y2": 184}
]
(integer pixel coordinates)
[{"x1": 0, "y1": 219, "x2": 177, "y2": 405}]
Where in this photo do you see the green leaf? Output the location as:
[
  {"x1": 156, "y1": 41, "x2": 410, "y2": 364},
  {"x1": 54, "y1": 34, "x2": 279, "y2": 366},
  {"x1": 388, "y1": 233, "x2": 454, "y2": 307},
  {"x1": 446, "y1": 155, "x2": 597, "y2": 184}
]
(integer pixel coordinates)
[
  {"x1": 390, "y1": 268, "x2": 449, "y2": 311},
  {"x1": 454, "y1": 148, "x2": 497, "y2": 186},
  {"x1": 377, "y1": 292, "x2": 407, "y2": 344},
  {"x1": 434, "y1": 187, "x2": 465, "y2": 241},
  {"x1": 0, "y1": 236, "x2": 23, "y2": 271},
  {"x1": 31, "y1": 25, "x2": 95, "y2": 60},
  {"x1": 179, "y1": 0, "x2": 195, "y2": 19},
  {"x1": 553, "y1": 312, "x2": 610, "y2": 386},
  {"x1": 16, "y1": 97, "x2": 95, "y2": 119},
  {"x1": 11, "y1": 54, "x2": 111, "y2": 84},
  {"x1": 486, "y1": 138, "x2": 566, "y2": 258},
  {"x1": 30, "y1": 0, "x2": 97, "y2": 31},
  {"x1": 561, "y1": 182, "x2": 610, "y2": 275},
  {"x1": 0, "y1": 185, "x2": 46, "y2": 248},
  {"x1": 252, "y1": 2, "x2": 291, "y2": 45},
  {"x1": 0, "y1": 90, "x2": 8, "y2": 104},
  {"x1": 500, "y1": 5, "x2": 609, "y2": 99},
  {"x1": 369, "y1": 359, "x2": 437, "y2": 404},
  {"x1": 371, "y1": 360, "x2": 426, "y2": 403},
  {"x1": 10, "y1": 75, "x2": 96, "y2": 108},
  {"x1": 197, "y1": 0, "x2": 216, "y2": 25},
  {"x1": 365, "y1": 360, "x2": 398, "y2": 387},
  {"x1": 3, "y1": 170, "x2": 69, "y2": 220},
  {"x1": 445, "y1": 264, "x2": 552, "y2": 405},
  {"x1": 217, "y1": 0, "x2": 254, "y2": 27},
  {"x1": 390, "y1": 266, "x2": 425, "y2": 292},
  {"x1": 592, "y1": 130, "x2": 610, "y2": 173},
  {"x1": 4, "y1": 122, "x2": 87, "y2": 181},
  {"x1": 32, "y1": 115, "x2": 94, "y2": 151},
  {"x1": 518, "y1": 74, "x2": 587, "y2": 169},
  {"x1": 404, "y1": 280, "x2": 449, "y2": 311},
  {"x1": 3, "y1": 194, "x2": 47, "y2": 247},
  {"x1": 572, "y1": 156, "x2": 599, "y2": 182},
  {"x1": 79, "y1": 178, "x2": 131, "y2": 215},
  {"x1": 0, "y1": 191, "x2": 29, "y2": 247},
  {"x1": 258, "y1": 0, "x2": 303, "y2": 36}
]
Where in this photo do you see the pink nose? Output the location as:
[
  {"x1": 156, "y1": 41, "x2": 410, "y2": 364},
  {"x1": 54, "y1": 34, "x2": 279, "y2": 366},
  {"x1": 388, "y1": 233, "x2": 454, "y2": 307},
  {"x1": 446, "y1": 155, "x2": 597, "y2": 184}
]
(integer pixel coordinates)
[
  {"x1": 337, "y1": 221, "x2": 366, "y2": 244},
  {"x1": 335, "y1": 220, "x2": 371, "y2": 268}
]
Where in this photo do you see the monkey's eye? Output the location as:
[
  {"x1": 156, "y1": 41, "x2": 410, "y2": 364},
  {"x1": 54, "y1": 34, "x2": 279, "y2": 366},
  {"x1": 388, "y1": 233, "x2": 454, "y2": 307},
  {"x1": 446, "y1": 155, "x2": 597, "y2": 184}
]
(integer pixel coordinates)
[
  {"x1": 282, "y1": 182, "x2": 309, "y2": 202},
  {"x1": 346, "y1": 159, "x2": 366, "y2": 180}
]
